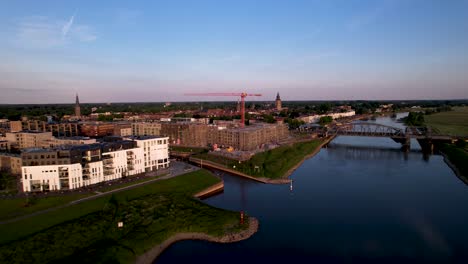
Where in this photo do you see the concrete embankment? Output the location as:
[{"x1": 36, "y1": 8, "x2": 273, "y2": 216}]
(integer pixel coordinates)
[
  {"x1": 136, "y1": 217, "x2": 259, "y2": 264},
  {"x1": 193, "y1": 181, "x2": 224, "y2": 199}
]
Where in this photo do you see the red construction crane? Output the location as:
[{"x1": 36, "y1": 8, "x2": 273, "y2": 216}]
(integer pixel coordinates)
[{"x1": 185, "y1": 92, "x2": 262, "y2": 128}]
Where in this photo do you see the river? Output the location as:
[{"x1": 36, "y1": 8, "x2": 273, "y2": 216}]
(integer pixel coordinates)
[{"x1": 157, "y1": 114, "x2": 468, "y2": 263}]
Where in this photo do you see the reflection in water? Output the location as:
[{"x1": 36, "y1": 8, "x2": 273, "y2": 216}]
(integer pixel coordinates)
[{"x1": 158, "y1": 115, "x2": 468, "y2": 264}]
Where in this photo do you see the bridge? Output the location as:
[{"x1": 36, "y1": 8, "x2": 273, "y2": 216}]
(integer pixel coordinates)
[{"x1": 325, "y1": 122, "x2": 456, "y2": 152}]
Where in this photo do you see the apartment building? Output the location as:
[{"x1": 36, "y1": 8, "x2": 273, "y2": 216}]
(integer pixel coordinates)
[
  {"x1": 160, "y1": 123, "x2": 208, "y2": 147},
  {"x1": 21, "y1": 136, "x2": 169, "y2": 192},
  {"x1": 208, "y1": 123, "x2": 289, "y2": 151},
  {"x1": 39, "y1": 136, "x2": 97, "y2": 148},
  {"x1": 80, "y1": 122, "x2": 116, "y2": 137},
  {"x1": 298, "y1": 111, "x2": 356, "y2": 124},
  {"x1": 126, "y1": 136, "x2": 170, "y2": 171},
  {"x1": 0, "y1": 153, "x2": 22, "y2": 175},
  {"x1": 5, "y1": 131, "x2": 53, "y2": 149},
  {"x1": 132, "y1": 122, "x2": 162, "y2": 136},
  {"x1": 21, "y1": 120, "x2": 80, "y2": 137}
]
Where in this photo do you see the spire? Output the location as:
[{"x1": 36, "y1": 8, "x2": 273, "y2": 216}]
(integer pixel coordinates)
[
  {"x1": 276, "y1": 92, "x2": 280, "y2": 100},
  {"x1": 74, "y1": 93, "x2": 81, "y2": 117}
]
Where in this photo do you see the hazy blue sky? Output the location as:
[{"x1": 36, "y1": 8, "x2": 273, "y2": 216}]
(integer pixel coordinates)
[{"x1": 1, "y1": 0, "x2": 467, "y2": 103}]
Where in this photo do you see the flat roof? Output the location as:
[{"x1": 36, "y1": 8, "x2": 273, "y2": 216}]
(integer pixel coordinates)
[{"x1": 125, "y1": 135, "x2": 167, "y2": 140}]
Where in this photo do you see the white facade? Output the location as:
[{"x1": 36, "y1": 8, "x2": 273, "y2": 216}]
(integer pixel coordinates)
[
  {"x1": 102, "y1": 147, "x2": 145, "y2": 181},
  {"x1": 131, "y1": 137, "x2": 170, "y2": 171},
  {"x1": 22, "y1": 164, "x2": 82, "y2": 192},
  {"x1": 298, "y1": 111, "x2": 356, "y2": 123},
  {"x1": 21, "y1": 137, "x2": 169, "y2": 192}
]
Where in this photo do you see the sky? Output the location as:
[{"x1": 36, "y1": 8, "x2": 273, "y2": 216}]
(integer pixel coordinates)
[{"x1": 0, "y1": 0, "x2": 468, "y2": 104}]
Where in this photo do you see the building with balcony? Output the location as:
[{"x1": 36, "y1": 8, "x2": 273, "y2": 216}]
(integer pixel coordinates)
[{"x1": 21, "y1": 136, "x2": 168, "y2": 192}]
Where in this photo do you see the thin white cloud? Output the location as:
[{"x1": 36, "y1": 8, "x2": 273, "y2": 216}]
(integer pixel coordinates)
[
  {"x1": 62, "y1": 14, "x2": 75, "y2": 38},
  {"x1": 14, "y1": 15, "x2": 96, "y2": 48},
  {"x1": 72, "y1": 25, "x2": 97, "y2": 42},
  {"x1": 346, "y1": 0, "x2": 399, "y2": 32}
]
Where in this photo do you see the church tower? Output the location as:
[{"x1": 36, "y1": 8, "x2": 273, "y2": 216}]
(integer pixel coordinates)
[
  {"x1": 275, "y1": 92, "x2": 282, "y2": 111},
  {"x1": 74, "y1": 93, "x2": 81, "y2": 117}
]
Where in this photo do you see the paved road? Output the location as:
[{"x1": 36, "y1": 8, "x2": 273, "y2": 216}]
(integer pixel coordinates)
[{"x1": 0, "y1": 161, "x2": 200, "y2": 225}]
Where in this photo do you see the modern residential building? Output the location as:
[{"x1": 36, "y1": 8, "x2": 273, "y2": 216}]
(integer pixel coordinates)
[
  {"x1": 160, "y1": 123, "x2": 209, "y2": 147},
  {"x1": 298, "y1": 111, "x2": 356, "y2": 123},
  {"x1": 0, "y1": 140, "x2": 9, "y2": 151},
  {"x1": 132, "y1": 122, "x2": 162, "y2": 136},
  {"x1": 126, "y1": 136, "x2": 170, "y2": 171},
  {"x1": 5, "y1": 131, "x2": 53, "y2": 149},
  {"x1": 0, "y1": 153, "x2": 22, "y2": 175},
  {"x1": 208, "y1": 123, "x2": 289, "y2": 151},
  {"x1": 113, "y1": 123, "x2": 132, "y2": 136},
  {"x1": 21, "y1": 120, "x2": 80, "y2": 137},
  {"x1": 39, "y1": 136, "x2": 97, "y2": 148},
  {"x1": 80, "y1": 122, "x2": 116, "y2": 137},
  {"x1": 9, "y1": 121, "x2": 22, "y2": 132},
  {"x1": 21, "y1": 136, "x2": 169, "y2": 192}
]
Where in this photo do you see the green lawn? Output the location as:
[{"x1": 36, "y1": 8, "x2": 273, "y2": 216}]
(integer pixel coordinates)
[
  {"x1": 0, "y1": 193, "x2": 90, "y2": 222},
  {"x1": 170, "y1": 146, "x2": 208, "y2": 154},
  {"x1": 0, "y1": 170, "x2": 245, "y2": 263},
  {"x1": 194, "y1": 139, "x2": 325, "y2": 179},
  {"x1": 425, "y1": 107, "x2": 468, "y2": 136}
]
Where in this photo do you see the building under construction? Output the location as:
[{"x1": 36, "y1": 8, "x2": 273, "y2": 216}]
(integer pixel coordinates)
[{"x1": 208, "y1": 123, "x2": 288, "y2": 151}]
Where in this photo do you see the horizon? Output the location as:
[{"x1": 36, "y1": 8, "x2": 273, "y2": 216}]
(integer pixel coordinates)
[
  {"x1": 1, "y1": 97, "x2": 468, "y2": 106},
  {"x1": 1, "y1": 0, "x2": 468, "y2": 103}
]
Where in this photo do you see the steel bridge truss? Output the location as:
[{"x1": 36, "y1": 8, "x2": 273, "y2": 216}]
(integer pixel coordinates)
[{"x1": 331, "y1": 122, "x2": 406, "y2": 138}]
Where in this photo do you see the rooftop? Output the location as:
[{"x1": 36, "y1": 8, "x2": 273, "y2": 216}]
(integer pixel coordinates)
[{"x1": 125, "y1": 135, "x2": 167, "y2": 140}]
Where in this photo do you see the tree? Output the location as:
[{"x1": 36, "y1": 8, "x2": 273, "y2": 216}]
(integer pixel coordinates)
[
  {"x1": 318, "y1": 103, "x2": 331, "y2": 114},
  {"x1": 319, "y1": 116, "x2": 333, "y2": 126}
]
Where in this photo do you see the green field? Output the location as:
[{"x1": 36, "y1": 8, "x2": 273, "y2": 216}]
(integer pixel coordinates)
[
  {"x1": 425, "y1": 107, "x2": 468, "y2": 136},
  {"x1": 194, "y1": 139, "x2": 325, "y2": 179},
  {"x1": 170, "y1": 146, "x2": 208, "y2": 154},
  {"x1": 0, "y1": 193, "x2": 90, "y2": 222},
  {"x1": 0, "y1": 170, "x2": 246, "y2": 263}
]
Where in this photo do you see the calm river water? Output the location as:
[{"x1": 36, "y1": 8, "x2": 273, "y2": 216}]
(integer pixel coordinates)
[{"x1": 158, "y1": 114, "x2": 468, "y2": 264}]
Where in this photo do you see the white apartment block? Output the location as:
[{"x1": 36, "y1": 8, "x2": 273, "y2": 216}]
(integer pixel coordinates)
[
  {"x1": 22, "y1": 164, "x2": 83, "y2": 192},
  {"x1": 298, "y1": 111, "x2": 356, "y2": 124},
  {"x1": 21, "y1": 136, "x2": 169, "y2": 192},
  {"x1": 129, "y1": 136, "x2": 170, "y2": 171}
]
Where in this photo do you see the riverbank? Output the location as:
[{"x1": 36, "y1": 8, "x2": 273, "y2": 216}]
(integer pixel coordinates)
[
  {"x1": 191, "y1": 138, "x2": 328, "y2": 182},
  {"x1": 0, "y1": 170, "x2": 250, "y2": 263},
  {"x1": 438, "y1": 144, "x2": 468, "y2": 184},
  {"x1": 281, "y1": 135, "x2": 335, "y2": 179},
  {"x1": 136, "y1": 217, "x2": 259, "y2": 264}
]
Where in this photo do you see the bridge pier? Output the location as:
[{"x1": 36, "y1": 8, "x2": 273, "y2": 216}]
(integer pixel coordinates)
[
  {"x1": 392, "y1": 137, "x2": 411, "y2": 152},
  {"x1": 417, "y1": 138, "x2": 434, "y2": 155},
  {"x1": 402, "y1": 137, "x2": 411, "y2": 152}
]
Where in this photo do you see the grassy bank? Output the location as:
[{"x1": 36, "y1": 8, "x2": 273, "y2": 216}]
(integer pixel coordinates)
[
  {"x1": 425, "y1": 107, "x2": 468, "y2": 136},
  {"x1": 0, "y1": 170, "x2": 246, "y2": 263},
  {"x1": 439, "y1": 144, "x2": 468, "y2": 177},
  {"x1": 194, "y1": 139, "x2": 325, "y2": 179},
  {"x1": 0, "y1": 193, "x2": 90, "y2": 222},
  {"x1": 170, "y1": 146, "x2": 208, "y2": 154}
]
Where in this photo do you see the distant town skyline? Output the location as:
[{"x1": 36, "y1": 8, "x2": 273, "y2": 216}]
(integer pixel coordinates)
[{"x1": 1, "y1": 0, "x2": 468, "y2": 104}]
